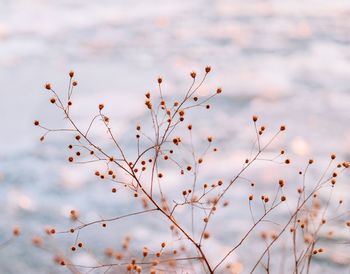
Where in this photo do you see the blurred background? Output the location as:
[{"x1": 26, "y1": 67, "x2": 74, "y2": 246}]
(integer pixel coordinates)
[{"x1": 0, "y1": 0, "x2": 349, "y2": 273}]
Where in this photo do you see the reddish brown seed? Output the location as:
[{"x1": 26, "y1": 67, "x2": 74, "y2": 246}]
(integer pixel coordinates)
[
  {"x1": 279, "y1": 179, "x2": 285, "y2": 187},
  {"x1": 203, "y1": 231, "x2": 210, "y2": 239},
  {"x1": 12, "y1": 227, "x2": 20, "y2": 236}
]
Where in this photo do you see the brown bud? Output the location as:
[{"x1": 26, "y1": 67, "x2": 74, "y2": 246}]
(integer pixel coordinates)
[
  {"x1": 31, "y1": 236, "x2": 43, "y2": 246},
  {"x1": 13, "y1": 226, "x2": 21, "y2": 236},
  {"x1": 279, "y1": 179, "x2": 285, "y2": 187}
]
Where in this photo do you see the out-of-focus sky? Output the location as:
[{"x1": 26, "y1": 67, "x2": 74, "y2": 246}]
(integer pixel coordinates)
[{"x1": 0, "y1": 1, "x2": 349, "y2": 273}]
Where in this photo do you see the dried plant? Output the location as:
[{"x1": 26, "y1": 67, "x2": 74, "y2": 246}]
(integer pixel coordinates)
[{"x1": 34, "y1": 67, "x2": 349, "y2": 274}]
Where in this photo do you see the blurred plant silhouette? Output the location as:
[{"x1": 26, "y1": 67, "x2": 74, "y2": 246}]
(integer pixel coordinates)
[{"x1": 34, "y1": 67, "x2": 349, "y2": 274}]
